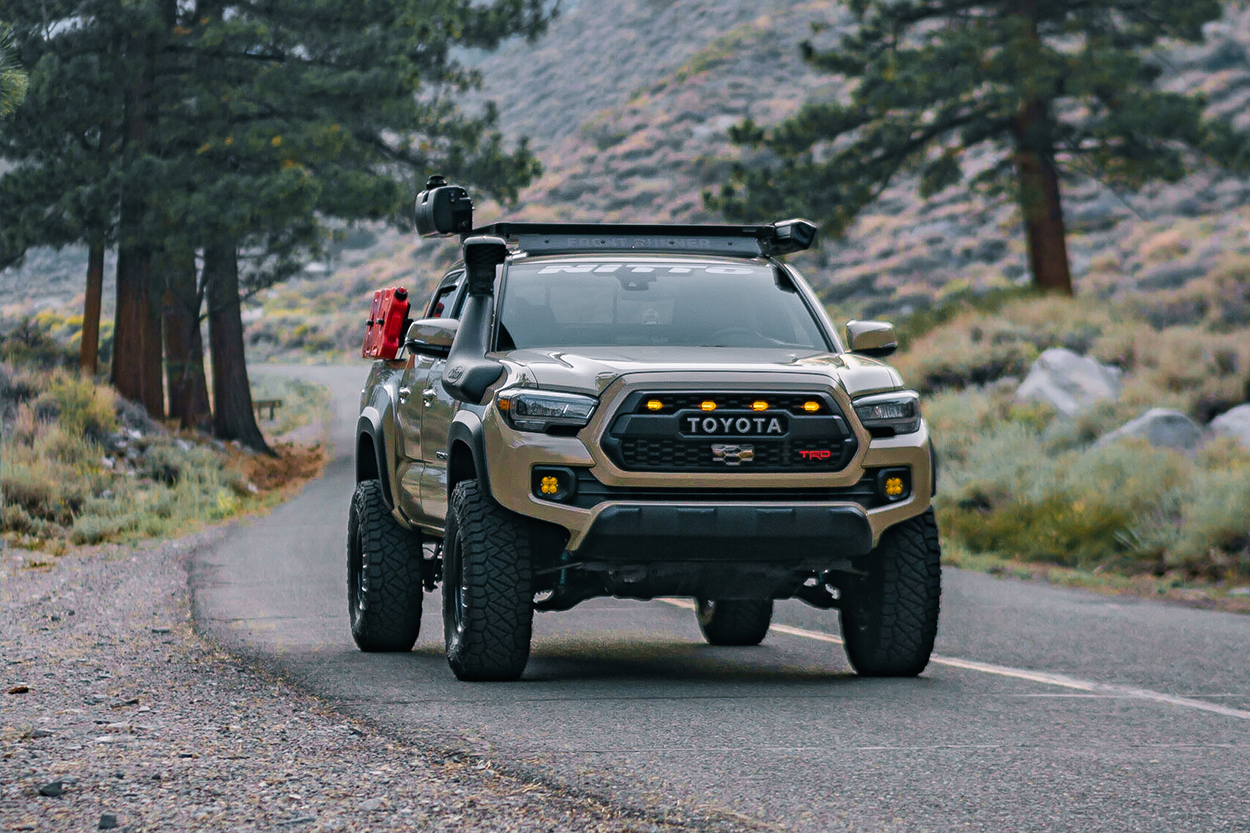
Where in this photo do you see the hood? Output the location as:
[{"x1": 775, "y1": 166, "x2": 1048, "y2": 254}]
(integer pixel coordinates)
[{"x1": 496, "y1": 346, "x2": 904, "y2": 398}]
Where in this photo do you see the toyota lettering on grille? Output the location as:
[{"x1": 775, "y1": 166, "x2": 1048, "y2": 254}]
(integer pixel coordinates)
[
  {"x1": 711, "y1": 444, "x2": 755, "y2": 466},
  {"x1": 682, "y1": 413, "x2": 787, "y2": 436}
]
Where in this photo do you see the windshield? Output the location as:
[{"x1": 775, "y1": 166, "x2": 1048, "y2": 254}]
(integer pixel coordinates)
[{"x1": 496, "y1": 260, "x2": 829, "y2": 350}]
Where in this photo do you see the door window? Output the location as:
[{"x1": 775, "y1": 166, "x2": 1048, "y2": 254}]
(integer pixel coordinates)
[{"x1": 426, "y1": 271, "x2": 465, "y2": 319}]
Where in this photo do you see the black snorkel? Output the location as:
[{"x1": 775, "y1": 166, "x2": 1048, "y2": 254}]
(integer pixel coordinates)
[
  {"x1": 413, "y1": 174, "x2": 508, "y2": 404},
  {"x1": 440, "y1": 235, "x2": 507, "y2": 404}
]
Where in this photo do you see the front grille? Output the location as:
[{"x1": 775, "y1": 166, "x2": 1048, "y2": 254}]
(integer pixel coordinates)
[
  {"x1": 602, "y1": 390, "x2": 858, "y2": 473},
  {"x1": 617, "y1": 437, "x2": 850, "y2": 470}
]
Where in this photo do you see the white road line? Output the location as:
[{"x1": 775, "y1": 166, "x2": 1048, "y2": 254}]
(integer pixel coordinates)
[{"x1": 657, "y1": 599, "x2": 1250, "y2": 721}]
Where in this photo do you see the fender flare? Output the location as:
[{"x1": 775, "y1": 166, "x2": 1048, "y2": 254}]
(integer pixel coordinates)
[
  {"x1": 447, "y1": 410, "x2": 490, "y2": 498},
  {"x1": 356, "y1": 408, "x2": 395, "y2": 509}
]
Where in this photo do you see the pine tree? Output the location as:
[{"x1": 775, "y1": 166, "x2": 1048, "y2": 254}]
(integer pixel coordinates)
[
  {"x1": 161, "y1": 0, "x2": 548, "y2": 451},
  {"x1": 0, "y1": 4, "x2": 131, "y2": 379},
  {"x1": 707, "y1": 0, "x2": 1249, "y2": 295},
  {"x1": 3, "y1": 0, "x2": 549, "y2": 449},
  {"x1": 1, "y1": 21, "x2": 29, "y2": 119}
]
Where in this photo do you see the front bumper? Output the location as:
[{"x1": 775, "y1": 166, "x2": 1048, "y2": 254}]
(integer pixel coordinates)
[
  {"x1": 578, "y1": 503, "x2": 873, "y2": 562},
  {"x1": 483, "y1": 373, "x2": 934, "y2": 554}
]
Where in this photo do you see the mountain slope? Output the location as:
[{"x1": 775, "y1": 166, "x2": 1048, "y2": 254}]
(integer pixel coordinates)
[{"x1": 4, "y1": 0, "x2": 1248, "y2": 358}]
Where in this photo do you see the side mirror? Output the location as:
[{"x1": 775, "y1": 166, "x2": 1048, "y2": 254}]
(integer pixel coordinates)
[
  {"x1": 405, "y1": 318, "x2": 459, "y2": 357},
  {"x1": 846, "y1": 320, "x2": 898, "y2": 358}
]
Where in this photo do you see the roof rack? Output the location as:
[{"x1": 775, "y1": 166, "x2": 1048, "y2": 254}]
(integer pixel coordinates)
[{"x1": 466, "y1": 220, "x2": 817, "y2": 258}]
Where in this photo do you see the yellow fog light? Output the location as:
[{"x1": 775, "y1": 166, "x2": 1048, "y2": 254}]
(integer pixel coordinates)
[
  {"x1": 802, "y1": 401, "x2": 821, "y2": 413},
  {"x1": 876, "y1": 467, "x2": 911, "y2": 502},
  {"x1": 532, "y1": 467, "x2": 578, "y2": 502},
  {"x1": 751, "y1": 400, "x2": 769, "y2": 412},
  {"x1": 700, "y1": 400, "x2": 717, "y2": 411},
  {"x1": 646, "y1": 399, "x2": 663, "y2": 411}
]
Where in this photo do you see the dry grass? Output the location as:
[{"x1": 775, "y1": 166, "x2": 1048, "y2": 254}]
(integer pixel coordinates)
[
  {"x1": 0, "y1": 362, "x2": 328, "y2": 551},
  {"x1": 902, "y1": 291, "x2": 1250, "y2": 593},
  {"x1": 894, "y1": 291, "x2": 1250, "y2": 423}
]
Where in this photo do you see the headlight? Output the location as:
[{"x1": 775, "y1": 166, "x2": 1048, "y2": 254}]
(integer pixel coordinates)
[
  {"x1": 496, "y1": 390, "x2": 598, "y2": 433},
  {"x1": 853, "y1": 391, "x2": 921, "y2": 437}
]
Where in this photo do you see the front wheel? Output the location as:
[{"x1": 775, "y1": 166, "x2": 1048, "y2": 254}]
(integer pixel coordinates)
[
  {"x1": 839, "y1": 508, "x2": 942, "y2": 677},
  {"x1": 347, "y1": 480, "x2": 424, "y2": 652},
  {"x1": 442, "y1": 481, "x2": 534, "y2": 681},
  {"x1": 695, "y1": 599, "x2": 773, "y2": 646}
]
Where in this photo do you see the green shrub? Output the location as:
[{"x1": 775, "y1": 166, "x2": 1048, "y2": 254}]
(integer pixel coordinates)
[
  {"x1": 0, "y1": 358, "x2": 274, "y2": 549},
  {"x1": 44, "y1": 374, "x2": 117, "y2": 440},
  {"x1": 934, "y1": 388, "x2": 1250, "y2": 580},
  {"x1": 0, "y1": 461, "x2": 86, "y2": 525},
  {"x1": 140, "y1": 444, "x2": 185, "y2": 486},
  {"x1": 894, "y1": 285, "x2": 1038, "y2": 350},
  {"x1": 900, "y1": 286, "x2": 1250, "y2": 585},
  {"x1": 33, "y1": 423, "x2": 102, "y2": 469},
  {"x1": 947, "y1": 494, "x2": 1132, "y2": 569},
  {"x1": 0, "y1": 317, "x2": 76, "y2": 368},
  {"x1": 1, "y1": 503, "x2": 57, "y2": 538},
  {"x1": 894, "y1": 294, "x2": 1250, "y2": 414},
  {"x1": 71, "y1": 514, "x2": 129, "y2": 546}
]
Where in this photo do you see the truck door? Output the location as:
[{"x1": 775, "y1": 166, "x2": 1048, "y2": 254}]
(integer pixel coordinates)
[
  {"x1": 393, "y1": 355, "x2": 434, "y2": 523},
  {"x1": 418, "y1": 273, "x2": 468, "y2": 524},
  {"x1": 392, "y1": 272, "x2": 462, "y2": 526}
]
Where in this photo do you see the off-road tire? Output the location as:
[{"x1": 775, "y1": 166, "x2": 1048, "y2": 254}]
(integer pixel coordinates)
[
  {"x1": 442, "y1": 481, "x2": 534, "y2": 681},
  {"x1": 695, "y1": 599, "x2": 773, "y2": 646},
  {"x1": 347, "y1": 480, "x2": 424, "y2": 652},
  {"x1": 839, "y1": 508, "x2": 941, "y2": 677}
]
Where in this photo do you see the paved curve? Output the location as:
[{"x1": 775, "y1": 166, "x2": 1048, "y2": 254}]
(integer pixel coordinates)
[{"x1": 195, "y1": 364, "x2": 1250, "y2": 832}]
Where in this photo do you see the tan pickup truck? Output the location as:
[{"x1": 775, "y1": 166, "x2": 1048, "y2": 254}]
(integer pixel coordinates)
[{"x1": 349, "y1": 178, "x2": 940, "y2": 682}]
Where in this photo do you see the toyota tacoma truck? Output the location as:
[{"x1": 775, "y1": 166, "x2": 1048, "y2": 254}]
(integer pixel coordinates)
[{"x1": 349, "y1": 177, "x2": 940, "y2": 682}]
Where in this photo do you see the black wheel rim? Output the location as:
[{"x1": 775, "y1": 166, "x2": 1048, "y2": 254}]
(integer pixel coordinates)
[
  {"x1": 449, "y1": 535, "x2": 464, "y2": 636},
  {"x1": 352, "y1": 529, "x2": 367, "y2": 615}
]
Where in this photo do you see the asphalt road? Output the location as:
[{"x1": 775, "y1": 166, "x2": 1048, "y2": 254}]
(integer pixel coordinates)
[{"x1": 195, "y1": 364, "x2": 1250, "y2": 832}]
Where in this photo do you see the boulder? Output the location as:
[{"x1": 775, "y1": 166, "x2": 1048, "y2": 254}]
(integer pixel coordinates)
[
  {"x1": 1015, "y1": 348, "x2": 1122, "y2": 416},
  {"x1": 1096, "y1": 408, "x2": 1204, "y2": 451},
  {"x1": 1209, "y1": 404, "x2": 1250, "y2": 450}
]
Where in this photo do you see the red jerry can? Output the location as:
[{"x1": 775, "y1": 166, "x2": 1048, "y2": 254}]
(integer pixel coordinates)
[{"x1": 360, "y1": 286, "x2": 410, "y2": 360}]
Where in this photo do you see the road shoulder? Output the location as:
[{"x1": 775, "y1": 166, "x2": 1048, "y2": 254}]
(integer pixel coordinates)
[{"x1": 0, "y1": 531, "x2": 722, "y2": 832}]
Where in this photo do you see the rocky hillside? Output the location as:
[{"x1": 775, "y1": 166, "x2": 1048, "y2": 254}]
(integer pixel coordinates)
[
  {"x1": 479, "y1": 0, "x2": 1250, "y2": 322},
  {"x1": 301, "y1": 0, "x2": 1250, "y2": 341},
  {"x1": 3, "y1": 0, "x2": 1249, "y2": 354}
]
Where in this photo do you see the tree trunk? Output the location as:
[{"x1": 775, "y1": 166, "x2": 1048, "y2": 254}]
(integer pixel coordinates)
[
  {"x1": 205, "y1": 237, "x2": 271, "y2": 454},
  {"x1": 113, "y1": 242, "x2": 164, "y2": 415},
  {"x1": 161, "y1": 251, "x2": 212, "y2": 430},
  {"x1": 111, "y1": 40, "x2": 164, "y2": 416},
  {"x1": 1012, "y1": 98, "x2": 1073, "y2": 295},
  {"x1": 1007, "y1": 0, "x2": 1073, "y2": 296},
  {"x1": 79, "y1": 237, "x2": 105, "y2": 376}
]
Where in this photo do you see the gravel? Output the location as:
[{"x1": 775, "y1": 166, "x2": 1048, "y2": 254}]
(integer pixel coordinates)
[{"x1": 1, "y1": 532, "x2": 713, "y2": 832}]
